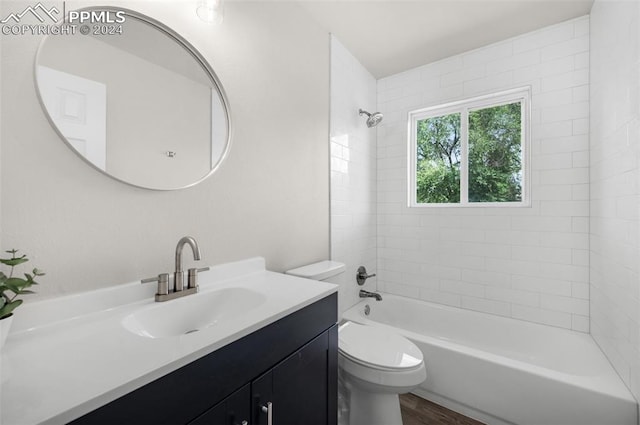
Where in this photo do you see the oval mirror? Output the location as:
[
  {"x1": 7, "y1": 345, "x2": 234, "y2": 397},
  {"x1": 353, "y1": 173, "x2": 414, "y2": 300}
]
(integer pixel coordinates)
[{"x1": 35, "y1": 7, "x2": 231, "y2": 190}]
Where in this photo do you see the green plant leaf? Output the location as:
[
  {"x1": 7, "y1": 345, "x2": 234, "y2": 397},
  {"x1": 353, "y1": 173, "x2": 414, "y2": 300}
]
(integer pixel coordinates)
[
  {"x1": 0, "y1": 299, "x2": 22, "y2": 318},
  {"x1": 0, "y1": 255, "x2": 28, "y2": 267},
  {"x1": 0, "y1": 250, "x2": 43, "y2": 317},
  {"x1": 3, "y1": 278, "x2": 31, "y2": 293}
]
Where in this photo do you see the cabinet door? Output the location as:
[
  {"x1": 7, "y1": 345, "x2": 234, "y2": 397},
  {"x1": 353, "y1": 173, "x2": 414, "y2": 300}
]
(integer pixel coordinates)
[
  {"x1": 252, "y1": 330, "x2": 331, "y2": 425},
  {"x1": 190, "y1": 384, "x2": 250, "y2": 425}
]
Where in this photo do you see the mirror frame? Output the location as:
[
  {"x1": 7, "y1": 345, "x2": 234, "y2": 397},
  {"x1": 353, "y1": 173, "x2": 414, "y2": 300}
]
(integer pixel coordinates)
[{"x1": 34, "y1": 6, "x2": 232, "y2": 191}]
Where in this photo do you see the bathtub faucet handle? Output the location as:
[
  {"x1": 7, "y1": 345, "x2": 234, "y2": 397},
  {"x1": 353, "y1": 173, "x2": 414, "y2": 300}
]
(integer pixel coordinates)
[{"x1": 356, "y1": 266, "x2": 376, "y2": 286}]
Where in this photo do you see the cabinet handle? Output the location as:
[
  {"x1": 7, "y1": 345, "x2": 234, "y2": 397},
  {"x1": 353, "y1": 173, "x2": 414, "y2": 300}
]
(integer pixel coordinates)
[{"x1": 261, "y1": 401, "x2": 273, "y2": 425}]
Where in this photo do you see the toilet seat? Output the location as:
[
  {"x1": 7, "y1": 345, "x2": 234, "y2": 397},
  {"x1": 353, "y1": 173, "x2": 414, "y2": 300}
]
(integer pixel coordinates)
[{"x1": 338, "y1": 322, "x2": 423, "y2": 371}]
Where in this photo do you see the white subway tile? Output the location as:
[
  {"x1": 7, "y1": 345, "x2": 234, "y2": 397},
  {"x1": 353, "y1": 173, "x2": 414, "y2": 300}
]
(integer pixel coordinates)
[
  {"x1": 486, "y1": 49, "x2": 541, "y2": 74},
  {"x1": 572, "y1": 184, "x2": 589, "y2": 200},
  {"x1": 371, "y1": 17, "x2": 592, "y2": 332},
  {"x1": 574, "y1": 52, "x2": 589, "y2": 70},
  {"x1": 511, "y1": 216, "x2": 573, "y2": 232},
  {"x1": 540, "y1": 102, "x2": 589, "y2": 123},
  {"x1": 440, "y1": 279, "x2": 485, "y2": 298},
  {"x1": 535, "y1": 120, "x2": 574, "y2": 139},
  {"x1": 539, "y1": 168, "x2": 589, "y2": 185},
  {"x1": 540, "y1": 135, "x2": 588, "y2": 154},
  {"x1": 512, "y1": 245, "x2": 573, "y2": 264},
  {"x1": 540, "y1": 200, "x2": 589, "y2": 217},
  {"x1": 534, "y1": 184, "x2": 573, "y2": 201},
  {"x1": 419, "y1": 288, "x2": 461, "y2": 308},
  {"x1": 572, "y1": 217, "x2": 589, "y2": 233},
  {"x1": 513, "y1": 23, "x2": 574, "y2": 53},
  {"x1": 439, "y1": 227, "x2": 485, "y2": 242},
  {"x1": 572, "y1": 315, "x2": 590, "y2": 333},
  {"x1": 420, "y1": 56, "x2": 463, "y2": 79},
  {"x1": 541, "y1": 69, "x2": 589, "y2": 92},
  {"x1": 572, "y1": 249, "x2": 590, "y2": 266},
  {"x1": 540, "y1": 35, "x2": 589, "y2": 62},
  {"x1": 462, "y1": 41, "x2": 513, "y2": 67},
  {"x1": 573, "y1": 17, "x2": 589, "y2": 38},
  {"x1": 511, "y1": 275, "x2": 572, "y2": 297},
  {"x1": 533, "y1": 88, "x2": 573, "y2": 109},
  {"x1": 532, "y1": 152, "x2": 573, "y2": 170},
  {"x1": 385, "y1": 281, "x2": 421, "y2": 298},
  {"x1": 463, "y1": 71, "x2": 513, "y2": 96},
  {"x1": 572, "y1": 85, "x2": 589, "y2": 103},
  {"x1": 461, "y1": 269, "x2": 511, "y2": 288},
  {"x1": 485, "y1": 286, "x2": 541, "y2": 307},
  {"x1": 541, "y1": 231, "x2": 589, "y2": 249},
  {"x1": 461, "y1": 296, "x2": 511, "y2": 317},
  {"x1": 539, "y1": 56, "x2": 575, "y2": 78},
  {"x1": 440, "y1": 65, "x2": 486, "y2": 87},
  {"x1": 511, "y1": 305, "x2": 572, "y2": 328},
  {"x1": 572, "y1": 118, "x2": 589, "y2": 135},
  {"x1": 572, "y1": 282, "x2": 590, "y2": 300},
  {"x1": 541, "y1": 294, "x2": 589, "y2": 315},
  {"x1": 431, "y1": 84, "x2": 464, "y2": 103},
  {"x1": 404, "y1": 271, "x2": 440, "y2": 290}
]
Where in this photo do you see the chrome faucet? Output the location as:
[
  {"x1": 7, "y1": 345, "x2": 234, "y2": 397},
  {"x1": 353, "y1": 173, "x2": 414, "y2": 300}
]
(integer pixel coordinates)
[
  {"x1": 141, "y1": 236, "x2": 209, "y2": 302},
  {"x1": 175, "y1": 236, "x2": 201, "y2": 292},
  {"x1": 359, "y1": 289, "x2": 382, "y2": 301}
]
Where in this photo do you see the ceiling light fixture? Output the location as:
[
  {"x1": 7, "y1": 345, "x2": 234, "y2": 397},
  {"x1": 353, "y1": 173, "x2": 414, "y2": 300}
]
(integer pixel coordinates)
[{"x1": 197, "y1": 0, "x2": 223, "y2": 24}]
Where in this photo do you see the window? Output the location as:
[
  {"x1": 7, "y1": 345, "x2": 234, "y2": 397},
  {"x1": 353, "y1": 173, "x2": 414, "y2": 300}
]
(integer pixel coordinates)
[{"x1": 409, "y1": 88, "x2": 530, "y2": 207}]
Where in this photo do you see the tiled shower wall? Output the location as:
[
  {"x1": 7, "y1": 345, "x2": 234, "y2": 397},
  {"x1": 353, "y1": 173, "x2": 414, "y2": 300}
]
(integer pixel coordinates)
[
  {"x1": 329, "y1": 36, "x2": 378, "y2": 314},
  {"x1": 376, "y1": 17, "x2": 591, "y2": 331},
  {"x1": 590, "y1": 0, "x2": 640, "y2": 399}
]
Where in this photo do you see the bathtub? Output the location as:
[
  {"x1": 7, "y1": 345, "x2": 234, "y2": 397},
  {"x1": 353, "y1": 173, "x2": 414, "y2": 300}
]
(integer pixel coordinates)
[{"x1": 342, "y1": 294, "x2": 638, "y2": 425}]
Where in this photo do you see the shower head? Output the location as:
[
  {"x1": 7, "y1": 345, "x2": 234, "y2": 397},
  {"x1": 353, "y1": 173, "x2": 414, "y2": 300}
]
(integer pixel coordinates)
[{"x1": 359, "y1": 109, "x2": 383, "y2": 128}]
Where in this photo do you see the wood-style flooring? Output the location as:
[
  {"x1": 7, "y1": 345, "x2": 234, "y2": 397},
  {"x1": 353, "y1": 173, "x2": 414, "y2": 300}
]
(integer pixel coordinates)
[{"x1": 399, "y1": 393, "x2": 486, "y2": 425}]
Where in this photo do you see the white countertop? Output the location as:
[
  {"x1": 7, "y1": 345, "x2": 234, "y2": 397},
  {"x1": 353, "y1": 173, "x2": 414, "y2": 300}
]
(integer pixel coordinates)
[{"x1": 0, "y1": 257, "x2": 337, "y2": 425}]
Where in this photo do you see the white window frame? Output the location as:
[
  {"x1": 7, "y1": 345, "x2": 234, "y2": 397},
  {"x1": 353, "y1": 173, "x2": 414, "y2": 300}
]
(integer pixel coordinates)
[{"x1": 408, "y1": 87, "x2": 531, "y2": 208}]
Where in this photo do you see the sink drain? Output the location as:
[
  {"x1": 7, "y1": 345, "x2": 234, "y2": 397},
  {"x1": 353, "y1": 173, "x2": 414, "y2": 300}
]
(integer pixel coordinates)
[{"x1": 185, "y1": 329, "x2": 200, "y2": 335}]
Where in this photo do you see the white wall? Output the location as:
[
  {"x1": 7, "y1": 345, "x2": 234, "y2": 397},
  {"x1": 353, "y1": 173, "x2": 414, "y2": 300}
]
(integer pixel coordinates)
[
  {"x1": 0, "y1": 0, "x2": 330, "y2": 299},
  {"x1": 329, "y1": 36, "x2": 377, "y2": 314},
  {"x1": 376, "y1": 17, "x2": 590, "y2": 331},
  {"x1": 590, "y1": 0, "x2": 640, "y2": 400}
]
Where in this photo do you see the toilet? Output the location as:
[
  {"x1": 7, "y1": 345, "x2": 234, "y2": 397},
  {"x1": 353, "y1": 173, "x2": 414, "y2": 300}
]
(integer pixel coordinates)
[{"x1": 286, "y1": 262, "x2": 427, "y2": 425}]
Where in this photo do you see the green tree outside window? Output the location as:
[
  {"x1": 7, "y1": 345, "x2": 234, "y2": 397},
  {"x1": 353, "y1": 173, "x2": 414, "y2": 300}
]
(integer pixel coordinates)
[{"x1": 415, "y1": 101, "x2": 523, "y2": 204}]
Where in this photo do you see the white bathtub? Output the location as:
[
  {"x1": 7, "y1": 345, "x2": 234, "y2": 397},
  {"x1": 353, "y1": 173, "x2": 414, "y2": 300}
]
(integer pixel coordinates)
[{"x1": 342, "y1": 294, "x2": 637, "y2": 425}]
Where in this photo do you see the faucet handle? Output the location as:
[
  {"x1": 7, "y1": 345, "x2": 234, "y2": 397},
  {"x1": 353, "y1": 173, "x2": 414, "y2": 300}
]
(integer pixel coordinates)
[
  {"x1": 141, "y1": 273, "x2": 170, "y2": 296},
  {"x1": 356, "y1": 266, "x2": 376, "y2": 286},
  {"x1": 187, "y1": 267, "x2": 210, "y2": 290}
]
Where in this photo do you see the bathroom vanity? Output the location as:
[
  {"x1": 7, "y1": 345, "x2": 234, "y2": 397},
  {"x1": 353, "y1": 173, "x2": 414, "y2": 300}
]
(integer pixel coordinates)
[
  {"x1": 1, "y1": 258, "x2": 337, "y2": 425},
  {"x1": 72, "y1": 295, "x2": 337, "y2": 425}
]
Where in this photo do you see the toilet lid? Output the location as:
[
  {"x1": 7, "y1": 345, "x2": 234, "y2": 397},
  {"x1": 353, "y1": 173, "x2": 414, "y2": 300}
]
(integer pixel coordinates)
[{"x1": 338, "y1": 322, "x2": 423, "y2": 371}]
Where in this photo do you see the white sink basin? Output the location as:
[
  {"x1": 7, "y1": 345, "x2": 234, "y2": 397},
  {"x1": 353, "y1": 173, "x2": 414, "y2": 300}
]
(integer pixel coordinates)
[{"x1": 122, "y1": 287, "x2": 266, "y2": 338}]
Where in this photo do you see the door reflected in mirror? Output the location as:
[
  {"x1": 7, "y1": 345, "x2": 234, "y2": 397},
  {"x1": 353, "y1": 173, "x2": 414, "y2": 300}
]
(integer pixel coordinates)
[{"x1": 35, "y1": 7, "x2": 230, "y2": 190}]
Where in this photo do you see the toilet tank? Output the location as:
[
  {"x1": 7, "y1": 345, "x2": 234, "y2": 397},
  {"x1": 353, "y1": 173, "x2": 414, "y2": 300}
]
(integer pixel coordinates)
[{"x1": 285, "y1": 261, "x2": 345, "y2": 281}]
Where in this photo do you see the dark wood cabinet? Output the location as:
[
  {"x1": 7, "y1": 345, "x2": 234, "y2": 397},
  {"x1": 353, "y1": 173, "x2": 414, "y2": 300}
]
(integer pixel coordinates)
[
  {"x1": 252, "y1": 330, "x2": 331, "y2": 425},
  {"x1": 71, "y1": 293, "x2": 337, "y2": 425},
  {"x1": 191, "y1": 327, "x2": 336, "y2": 425},
  {"x1": 191, "y1": 384, "x2": 250, "y2": 425}
]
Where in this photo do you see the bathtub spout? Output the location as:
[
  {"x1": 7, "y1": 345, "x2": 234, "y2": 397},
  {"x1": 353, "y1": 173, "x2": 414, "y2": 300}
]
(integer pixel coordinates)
[{"x1": 359, "y1": 289, "x2": 382, "y2": 301}]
